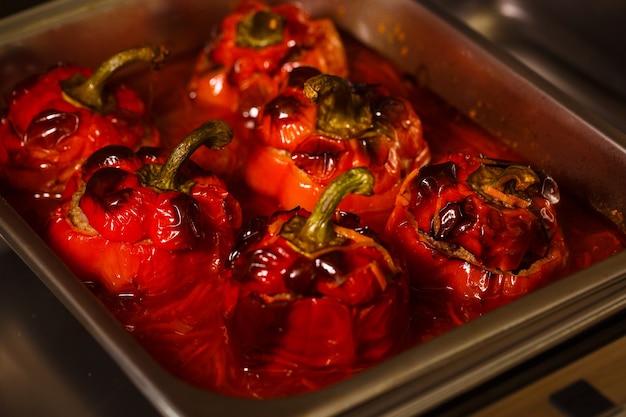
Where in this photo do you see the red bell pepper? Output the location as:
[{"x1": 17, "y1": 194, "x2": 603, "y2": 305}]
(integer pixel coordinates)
[
  {"x1": 184, "y1": 0, "x2": 348, "y2": 176},
  {"x1": 244, "y1": 69, "x2": 430, "y2": 231},
  {"x1": 46, "y1": 120, "x2": 242, "y2": 298},
  {"x1": 385, "y1": 152, "x2": 568, "y2": 337},
  {"x1": 223, "y1": 167, "x2": 409, "y2": 385},
  {"x1": 0, "y1": 45, "x2": 167, "y2": 198},
  {"x1": 188, "y1": 0, "x2": 347, "y2": 119}
]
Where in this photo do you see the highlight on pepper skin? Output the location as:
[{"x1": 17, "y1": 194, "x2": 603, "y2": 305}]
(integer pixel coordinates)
[
  {"x1": 0, "y1": 45, "x2": 167, "y2": 196},
  {"x1": 245, "y1": 67, "x2": 430, "y2": 233},
  {"x1": 1, "y1": 0, "x2": 625, "y2": 402},
  {"x1": 223, "y1": 167, "x2": 410, "y2": 396},
  {"x1": 385, "y1": 151, "x2": 569, "y2": 337},
  {"x1": 46, "y1": 120, "x2": 242, "y2": 298}
]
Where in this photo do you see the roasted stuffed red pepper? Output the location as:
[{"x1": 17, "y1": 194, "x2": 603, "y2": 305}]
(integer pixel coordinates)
[
  {"x1": 183, "y1": 0, "x2": 348, "y2": 176},
  {"x1": 223, "y1": 167, "x2": 409, "y2": 396},
  {"x1": 385, "y1": 152, "x2": 568, "y2": 337},
  {"x1": 245, "y1": 68, "x2": 430, "y2": 231},
  {"x1": 46, "y1": 120, "x2": 242, "y2": 298},
  {"x1": 0, "y1": 45, "x2": 167, "y2": 197},
  {"x1": 188, "y1": 0, "x2": 347, "y2": 118}
]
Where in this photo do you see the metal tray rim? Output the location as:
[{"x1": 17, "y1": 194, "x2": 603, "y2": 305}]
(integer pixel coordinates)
[{"x1": 1, "y1": 0, "x2": 625, "y2": 416}]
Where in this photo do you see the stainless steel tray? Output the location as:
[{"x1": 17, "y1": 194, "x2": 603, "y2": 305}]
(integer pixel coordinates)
[
  {"x1": 1, "y1": 0, "x2": 626, "y2": 416},
  {"x1": 439, "y1": 0, "x2": 626, "y2": 137}
]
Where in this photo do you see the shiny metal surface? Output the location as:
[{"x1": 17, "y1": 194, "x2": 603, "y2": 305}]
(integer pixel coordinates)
[
  {"x1": 439, "y1": 0, "x2": 626, "y2": 134},
  {"x1": 0, "y1": 241, "x2": 159, "y2": 417},
  {"x1": 1, "y1": 1, "x2": 625, "y2": 416}
]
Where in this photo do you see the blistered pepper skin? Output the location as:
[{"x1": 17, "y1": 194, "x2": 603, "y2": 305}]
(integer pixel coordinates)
[
  {"x1": 223, "y1": 168, "x2": 409, "y2": 372},
  {"x1": 0, "y1": 46, "x2": 167, "y2": 197},
  {"x1": 385, "y1": 152, "x2": 568, "y2": 331},
  {"x1": 188, "y1": 0, "x2": 348, "y2": 117},
  {"x1": 245, "y1": 69, "x2": 430, "y2": 232},
  {"x1": 46, "y1": 121, "x2": 242, "y2": 298},
  {"x1": 184, "y1": 1, "x2": 348, "y2": 176}
]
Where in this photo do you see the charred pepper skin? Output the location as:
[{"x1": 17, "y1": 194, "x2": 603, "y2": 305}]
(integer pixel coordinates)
[
  {"x1": 46, "y1": 120, "x2": 242, "y2": 298},
  {"x1": 185, "y1": 0, "x2": 348, "y2": 176},
  {"x1": 188, "y1": 0, "x2": 348, "y2": 118},
  {"x1": 0, "y1": 45, "x2": 167, "y2": 197},
  {"x1": 385, "y1": 152, "x2": 568, "y2": 331},
  {"x1": 224, "y1": 167, "x2": 409, "y2": 375},
  {"x1": 245, "y1": 68, "x2": 430, "y2": 231}
]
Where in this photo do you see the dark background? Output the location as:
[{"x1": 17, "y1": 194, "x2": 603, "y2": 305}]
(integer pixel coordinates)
[{"x1": 1, "y1": 0, "x2": 50, "y2": 17}]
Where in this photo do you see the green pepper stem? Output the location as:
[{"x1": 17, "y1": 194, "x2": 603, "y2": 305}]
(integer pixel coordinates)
[
  {"x1": 236, "y1": 10, "x2": 285, "y2": 49},
  {"x1": 284, "y1": 167, "x2": 374, "y2": 253},
  {"x1": 467, "y1": 162, "x2": 541, "y2": 208},
  {"x1": 150, "y1": 120, "x2": 233, "y2": 192},
  {"x1": 303, "y1": 74, "x2": 372, "y2": 139},
  {"x1": 62, "y1": 45, "x2": 168, "y2": 114}
]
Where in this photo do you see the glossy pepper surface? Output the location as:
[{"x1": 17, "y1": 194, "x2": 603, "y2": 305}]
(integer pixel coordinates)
[
  {"x1": 188, "y1": 0, "x2": 347, "y2": 119},
  {"x1": 245, "y1": 68, "x2": 430, "y2": 230},
  {"x1": 183, "y1": 0, "x2": 348, "y2": 177},
  {"x1": 46, "y1": 120, "x2": 242, "y2": 298},
  {"x1": 224, "y1": 167, "x2": 409, "y2": 383},
  {"x1": 385, "y1": 152, "x2": 568, "y2": 334},
  {"x1": 0, "y1": 45, "x2": 167, "y2": 197}
]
